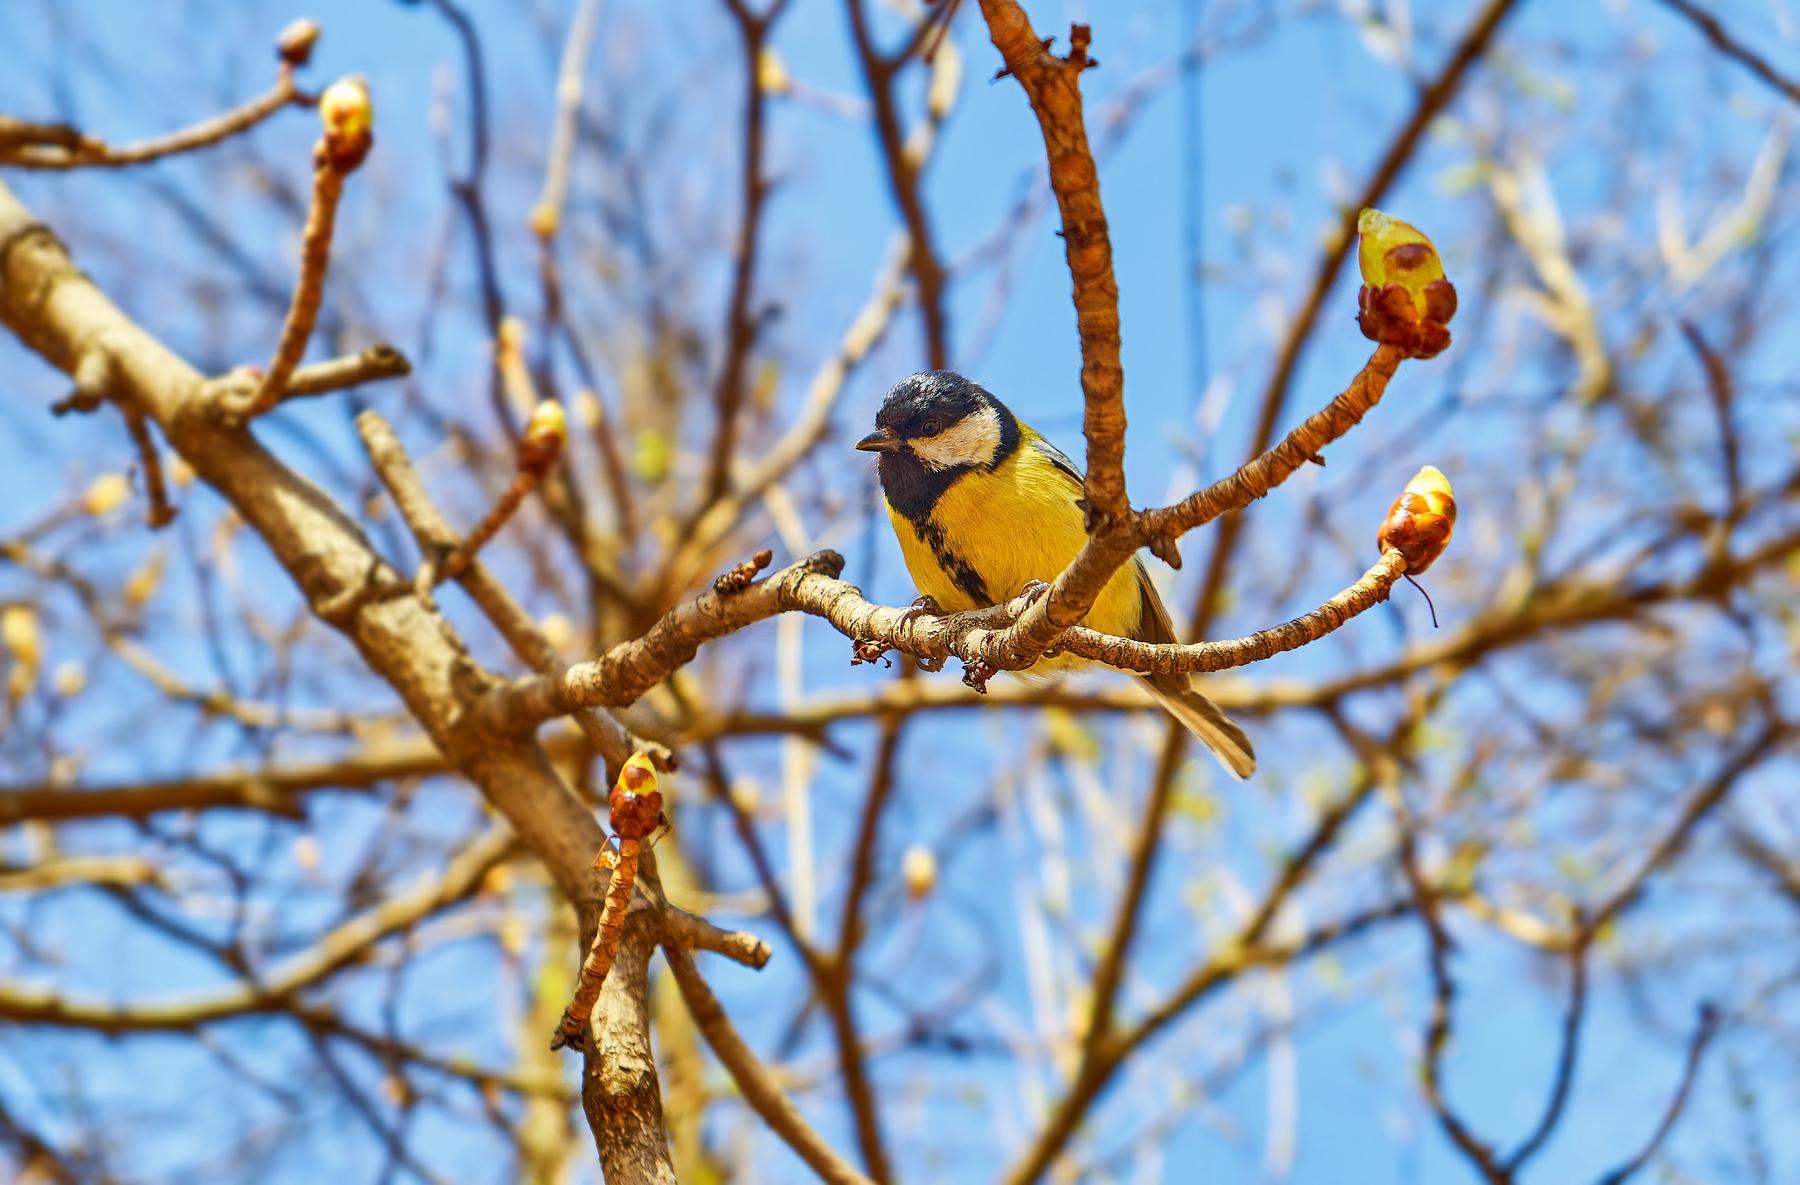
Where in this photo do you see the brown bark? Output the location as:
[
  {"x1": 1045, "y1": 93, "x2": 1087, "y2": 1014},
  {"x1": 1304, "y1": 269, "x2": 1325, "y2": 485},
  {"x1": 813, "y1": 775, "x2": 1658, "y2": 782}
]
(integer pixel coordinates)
[{"x1": 0, "y1": 179, "x2": 672, "y2": 1179}]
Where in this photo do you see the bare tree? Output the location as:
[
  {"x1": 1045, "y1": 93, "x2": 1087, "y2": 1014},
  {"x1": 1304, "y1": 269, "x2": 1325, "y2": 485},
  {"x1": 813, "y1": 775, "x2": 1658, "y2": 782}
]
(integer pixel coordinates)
[{"x1": 2, "y1": 1, "x2": 1797, "y2": 1183}]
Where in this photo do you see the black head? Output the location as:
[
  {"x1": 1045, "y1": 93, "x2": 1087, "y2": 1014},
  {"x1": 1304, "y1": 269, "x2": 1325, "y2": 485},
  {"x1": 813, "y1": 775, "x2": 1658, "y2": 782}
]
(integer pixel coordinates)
[{"x1": 856, "y1": 372, "x2": 1021, "y2": 519}]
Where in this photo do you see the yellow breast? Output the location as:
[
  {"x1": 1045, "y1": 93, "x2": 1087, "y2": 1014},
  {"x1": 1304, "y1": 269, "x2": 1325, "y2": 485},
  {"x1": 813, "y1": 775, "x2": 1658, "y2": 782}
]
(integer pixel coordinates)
[{"x1": 885, "y1": 443, "x2": 1147, "y2": 669}]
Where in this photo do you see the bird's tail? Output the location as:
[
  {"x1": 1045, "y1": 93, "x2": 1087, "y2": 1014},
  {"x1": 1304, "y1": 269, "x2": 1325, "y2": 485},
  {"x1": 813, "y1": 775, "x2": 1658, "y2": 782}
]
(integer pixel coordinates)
[{"x1": 1139, "y1": 673, "x2": 1256, "y2": 780}]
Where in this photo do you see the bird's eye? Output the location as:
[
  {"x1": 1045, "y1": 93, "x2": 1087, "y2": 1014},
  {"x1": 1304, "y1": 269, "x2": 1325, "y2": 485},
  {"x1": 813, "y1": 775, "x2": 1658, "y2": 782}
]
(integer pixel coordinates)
[{"x1": 920, "y1": 418, "x2": 946, "y2": 436}]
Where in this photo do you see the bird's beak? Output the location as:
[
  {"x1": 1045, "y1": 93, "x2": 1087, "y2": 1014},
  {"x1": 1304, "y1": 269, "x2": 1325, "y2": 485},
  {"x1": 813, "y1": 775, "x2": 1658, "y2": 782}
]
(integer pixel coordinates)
[{"x1": 855, "y1": 427, "x2": 902, "y2": 453}]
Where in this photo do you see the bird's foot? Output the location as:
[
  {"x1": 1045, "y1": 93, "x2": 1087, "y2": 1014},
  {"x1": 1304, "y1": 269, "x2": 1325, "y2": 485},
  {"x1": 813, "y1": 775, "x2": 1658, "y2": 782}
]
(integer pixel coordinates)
[
  {"x1": 903, "y1": 594, "x2": 942, "y2": 623},
  {"x1": 896, "y1": 597, "x2": 949, "y2": 671},
  {"x1": 1016, "y1": 579, "x2": 1051, "y2": 609},
  {"x1": 1145, "y1": 532, "x2": 1182, "y2": 570},
  {"x1": 850, "y1": 638, "x2": 893, "y2": 668},
  {"x1": 961, "y1": 658, "x2": 996, "y2": 694}
]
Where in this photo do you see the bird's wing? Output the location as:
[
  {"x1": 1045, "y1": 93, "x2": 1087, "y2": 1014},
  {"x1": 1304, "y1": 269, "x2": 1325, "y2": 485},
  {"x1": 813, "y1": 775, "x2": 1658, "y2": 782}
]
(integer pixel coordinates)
[
  {"x1": 1026, "y1": 433, "x2": 1086, "y2": 494},
  {"x1": 1132, "y1": 563, "x2": 1258, "y2": 779},
  {"x1": 1132, "y1": 560, "x2": 1180, "y2": 644}
]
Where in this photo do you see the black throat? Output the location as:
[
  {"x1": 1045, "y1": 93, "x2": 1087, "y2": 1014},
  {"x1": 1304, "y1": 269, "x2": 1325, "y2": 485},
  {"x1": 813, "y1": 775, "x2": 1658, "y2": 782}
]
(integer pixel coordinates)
[{"x1": 877, "y1": 405, "x2": 1022, "y2": 523}]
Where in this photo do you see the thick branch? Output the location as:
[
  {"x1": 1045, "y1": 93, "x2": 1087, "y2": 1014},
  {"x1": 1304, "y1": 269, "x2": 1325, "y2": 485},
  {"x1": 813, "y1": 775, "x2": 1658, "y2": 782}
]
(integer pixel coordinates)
[
  {"x1": 978, "y1": 3, "x2": 1126, "y2": 519},
  {"x1": 0, "y1": 169, "x2": 606, "y2": 923},
  {"x1": 494, "y1": 539, "x2": 1403, "y2": 731},
  {"x1": 582, "y1": 900, "x2": 677, "y2": 1183}
]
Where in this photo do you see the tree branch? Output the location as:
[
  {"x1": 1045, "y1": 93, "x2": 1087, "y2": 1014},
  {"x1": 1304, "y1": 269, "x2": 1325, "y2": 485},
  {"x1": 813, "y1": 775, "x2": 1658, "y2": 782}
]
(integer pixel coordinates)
[
  {"x1": 281, "y1": 343, "x2": 412, "y2": 397},
  {"x1": 0, "y1": 70, "x2": 303, "y2": 169},
  {"x1": 1592, "y1": 1004, "x2": 1721, "y2": 1185},
  {"x1": 1185, "y1": 0, "x2": 1518, "y2": 636},
  {"x1": 665, "y1": 946, "x2": 875, "y2": 1185},
  {"x1": 977, "y1": 4, "x2": 1127, "y2": 520},
  {"x1": 0, "y1": 826, "x2": 512, "y2": 1029},
  {"x1": 1657, "y1": 0, "x2": 1800, "y2": 106}
]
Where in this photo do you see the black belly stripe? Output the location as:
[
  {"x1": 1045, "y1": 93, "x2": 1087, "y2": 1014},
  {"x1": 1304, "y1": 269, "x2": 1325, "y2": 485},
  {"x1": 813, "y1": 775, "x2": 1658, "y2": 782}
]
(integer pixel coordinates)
[{"x1": 914, "y1": 517, "x2": 990, "y2": 605}]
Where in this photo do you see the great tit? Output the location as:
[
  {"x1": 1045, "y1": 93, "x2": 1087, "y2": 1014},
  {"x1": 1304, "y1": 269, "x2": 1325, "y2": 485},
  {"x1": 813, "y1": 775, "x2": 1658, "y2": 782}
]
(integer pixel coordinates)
[{"x1": 857, "y1": 371, "x2": 1256, "y2": 779}]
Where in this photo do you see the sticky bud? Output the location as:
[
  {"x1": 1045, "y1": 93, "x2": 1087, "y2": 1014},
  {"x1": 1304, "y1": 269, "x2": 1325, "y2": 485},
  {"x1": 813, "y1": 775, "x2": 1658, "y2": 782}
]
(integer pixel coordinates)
[
  {"x1": 2, "y1": 606, "x2": 41, "y2": 669},
  {"x1": 729, "y1": 778, "x2": 761, "y2": 814},
  {"x1": 52, "y1": 660, "x2": 87, "y2": 699},
  {"x1": 573, "y1": 389, "x2": 602, "y2": 430},
  {"x1": 529, "y1": 200, "x2": 559, "y2": 240},
  {"x1": 901, "y1": 846, "x2": 937, "y2": 899},
  {"x1": 539, "y1": 613, "x2": 573, "y2": 651},
  {"x1": 1378, "y1": 465, "x2": 1456, "y2": 574},
  {"x1": 520, "y1": 400, "x2": 567, "y2": 474},
  {"x1": 125, "y1": 552, "x2": 165, "y2": 607},
  {"x1": 497, "y1": 317, "x2": 526, "y2": 357},
  {"x1": 1355, "y1": 208, "x2": 1456, "y2": 360},
  {"x1": 83, "y1": 472, "x2": 132, "y2": 517},
  {"x1": 318, "y1": 76, "x2": 373, "y2": 171},
  {"x1": 608, "y1": 751, "x2": 666, "y2": 841},
  {"x1": 277, "y1": 18, "x2": 321, "y2": 67},
  {"x1": 757, "y1": 47, "x2": 791, "y2": 95}
]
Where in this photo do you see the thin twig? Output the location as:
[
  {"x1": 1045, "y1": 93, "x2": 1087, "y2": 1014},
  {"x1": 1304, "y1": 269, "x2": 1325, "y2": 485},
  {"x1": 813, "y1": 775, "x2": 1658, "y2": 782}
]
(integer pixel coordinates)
[
  {"x1": 1503, "y1": 937, "x2": 1590, "y2": 1173},
  {"x1": 282, "y1": 344, "x2": 412, "y2": 398},
  {"x1": 551, "y1": 836, "x2": 641, "y2": 1051},
  {"x1": 237, "y1": 160, "x2": 349, "y2": 417},
  {"x1": 0, "y1": 73, "x2": 303, "y2": 169},
  {"x1": 122, "y1": 407, "x2": 176, "y2": 529},
  {"x1": 1592, "y1": 1004, "x2": 1721, "y2": 1185},
  {"x1": 1185, "y1": 0, "x2": 1518, "y2": 637},
  {"x1": 663, "y1": 946, "x2": 874, "y2": 1185},
  {"x1": 1392, "y1": 776, "x2": 1506, "y2": 1183},
  {"x1": 1586, "y1": 723, "x2": 1784, "y2": 935},
  {"x1": 847, "y1": 0, "x2": 950, "y2": 369},
  {"x1": 1679, "y1": 320, "x2": 1743, "y2": 511},
  {"x1": 1657, "y1": 0, "x2": 1800, "y2": 105},
  {"x1": 700, "y1": 0, "x2": 790, "y2": 510},
  {"x1": 355, "y1": 409, "x2": 652, "y2": 771},
  {"x1": 533, "y1": 0, "x2": 605, "y2": 238},
  {"x1": 435, "y1": 468, "x2": 547, "y2": 586},
  {"x1": 426, "y1": 0, "x2": 514, "y2": 440},
  {"x1": 1048, "y1": 549, "x2": 1408, "y2": 675}
]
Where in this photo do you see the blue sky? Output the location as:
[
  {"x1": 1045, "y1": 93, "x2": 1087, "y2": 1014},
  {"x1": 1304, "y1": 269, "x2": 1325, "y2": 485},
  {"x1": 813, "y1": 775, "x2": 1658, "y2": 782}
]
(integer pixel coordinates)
[{"x1": 3, "y1": 1, "x2": 1799, "y2": 1182}]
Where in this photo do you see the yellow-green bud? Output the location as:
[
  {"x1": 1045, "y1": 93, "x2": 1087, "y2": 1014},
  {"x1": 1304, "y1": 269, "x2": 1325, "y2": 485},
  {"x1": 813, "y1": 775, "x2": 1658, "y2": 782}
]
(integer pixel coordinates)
[
  {"x1": 1355, "y1": 208, "x2": 1456, "y2": 359},
  {"x1": 901, "y1": 846, "x2": 937, "y2": 899},
  {"x1": 1378, "y1": 465, "x2": 1457, "y2": 574},
  {"x1": 520, "y1": 400, "x2": 567, "y2": 474},
  {"x1": 277, "y1": 18, "x2": 321, "y2": 67},
  {"x1": 318, "y1": 76, "x2": 373, "y2": 171}
]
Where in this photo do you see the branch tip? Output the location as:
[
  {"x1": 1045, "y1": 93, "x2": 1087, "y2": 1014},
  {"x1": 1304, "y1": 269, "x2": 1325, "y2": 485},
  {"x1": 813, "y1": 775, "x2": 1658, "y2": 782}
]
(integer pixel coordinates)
[{"x1": 714, "y1": 548, "x2": 775, "y2": 595}]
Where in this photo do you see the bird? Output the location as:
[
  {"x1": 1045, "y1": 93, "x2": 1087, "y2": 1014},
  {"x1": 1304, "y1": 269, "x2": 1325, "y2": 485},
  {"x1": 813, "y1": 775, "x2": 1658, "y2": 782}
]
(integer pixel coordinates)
[{"x1": 856, "y1": 371, "x2": 1256, "y2": 779}]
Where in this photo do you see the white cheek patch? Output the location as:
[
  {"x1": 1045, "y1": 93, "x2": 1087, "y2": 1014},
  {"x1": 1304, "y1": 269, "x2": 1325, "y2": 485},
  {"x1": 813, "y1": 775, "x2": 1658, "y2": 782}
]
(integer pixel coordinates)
[{"x1": 911, "y1": 406, "x2": 1002, "y2": 471}]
